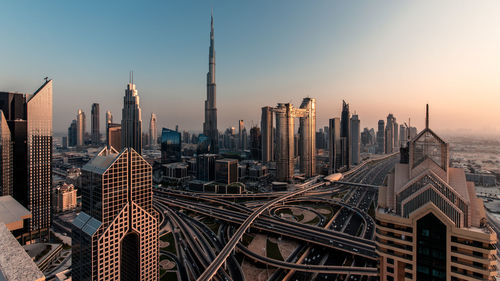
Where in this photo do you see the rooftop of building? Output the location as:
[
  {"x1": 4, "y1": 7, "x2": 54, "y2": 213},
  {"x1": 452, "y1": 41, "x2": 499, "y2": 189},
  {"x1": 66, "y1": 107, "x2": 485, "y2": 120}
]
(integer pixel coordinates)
[
  {"x1": 162, "y1": 162, "x2": 188, "y2": 169},
  {"x1": 55, "y1": 183, "x2": 76, "y2": 192},
  {"x1": 0, "y1": 196, "x2": 31, "y2": 231},
  {"x1": 216, "y1": 158, "x2": 238, "y2": 163},
  {"x1": 0, "y1": 223, "x2": 45, "y2": 281},
  {"x1": 82, "y1": 147, "x2": 120, "y2": 175}
]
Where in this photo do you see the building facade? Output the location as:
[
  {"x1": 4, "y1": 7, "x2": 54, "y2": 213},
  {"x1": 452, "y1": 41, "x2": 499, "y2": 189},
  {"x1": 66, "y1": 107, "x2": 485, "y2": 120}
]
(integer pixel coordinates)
[
  {"x1": 160, "y1": 128, "x2": 181, "y2": 164},
  {"x1": 250, "y1": 126, "x2": 261, "y2": 160},
  {"x1": 0, "y1": 80, "x2": 53, "y2": 236},
  {"x1": 376, "y1": 106, "x2": 497, "y2": 281},
  {"x1": 0, "y1": 111, "x2": 12, "y2": 196},
  {"x1": 72, "y1": 147, "x2": 158, "y2": 281},
  {"x1": 68, "y1": 120, "x2": 77, "y2": 147},
  {"x1": 215, "y1": 159, "x2": 238, "y2": 184},
  {"x1": 107, "y1": 123, "x2": 121, "y2": 152},
  {"x1": 53, "y1": 183, "x2": 77, "y2": 212},
  {"x1": 121, "y1": 82, "x2": 142, "y2": 154},
  {"x1": 91, "y1": 103, "x2": 100, "y2": 145},
  {"x1": 197, "y1": 154, "x2": 217, "y2": 182}
]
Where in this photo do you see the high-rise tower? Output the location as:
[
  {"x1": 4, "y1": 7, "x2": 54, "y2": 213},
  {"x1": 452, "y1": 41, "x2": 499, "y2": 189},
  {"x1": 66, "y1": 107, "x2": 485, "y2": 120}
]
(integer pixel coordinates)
[
  {"x1": 91, "y1": 103, "x2": 100, "y2": 145},
  {"x1": 0, "y1": 110, "x2": 12, "y2": 196},
  {"x1": 328, "y1": 118, "x2": 341, "y2": 174},
  {"x1": 261, "y1": 106, "x2": 274, "y2": 162},
  {"x1": 203, "y1": 11, "x2": 218, "y2": 153},
  {"x1": 72, "y1": 147, "x2": 159, "y2": 281},
  {"x1": 298, "y1": 97, "x2": 316, "y2": 178},
  {"x1": 121, "y1": 78, "x2": 142, "y2": 154},
  {"x1": 275, "y1": 103, "x2": 295, "y2": 182},
  {"x1": 377, "y1": 120, "x2": 385, "y2": 154},
  {"x1": 238, "y1": 120, "x2": 244, "y2": 151},
  {"x1": 340, "y1": 100, "x2": 351, "y2": 169},
  {"x1": 77, "y1": 109, "x2": 86, "y2": 147},
  {"x1": 376, "y1": 105, "x2": 498, "y2": 281},
  {"x1": 385, "y1": 113, "x2": 395, "y2": 154},
  {"x1": 149, "y1": 113, "x2": 157, "y2": 147},
  {"x1": 0, "y1": 80, "x2": 53, "y2": 237},
  {"x1": 350, "y1": 114, "x2": 360, "y2": 165}
]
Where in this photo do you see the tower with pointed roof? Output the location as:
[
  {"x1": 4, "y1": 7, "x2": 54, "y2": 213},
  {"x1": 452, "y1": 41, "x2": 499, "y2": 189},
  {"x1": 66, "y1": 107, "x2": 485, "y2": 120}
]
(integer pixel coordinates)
[
  {"x1": 376, "y1": 105, "x2": 497, "y2": 281},
  {"x1": 121, "y1": 73, "x2": 142, "y2": 154},
  {"x1": 203, "y1": 11, "x2": 218, "y2": 153}
]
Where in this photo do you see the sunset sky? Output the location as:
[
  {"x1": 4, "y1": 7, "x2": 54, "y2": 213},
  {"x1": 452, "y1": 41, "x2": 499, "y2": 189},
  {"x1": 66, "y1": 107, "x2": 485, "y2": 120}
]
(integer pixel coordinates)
[{"x1": 1, "y1": 0, "x2": 499, "y2": 136}]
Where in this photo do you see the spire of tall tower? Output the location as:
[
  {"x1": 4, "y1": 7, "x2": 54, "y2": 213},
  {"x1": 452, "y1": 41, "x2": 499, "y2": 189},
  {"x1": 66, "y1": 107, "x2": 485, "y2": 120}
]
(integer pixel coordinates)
[
  {"x1": 426, "y1": 104, "x2": 429, "y2": 129},
  {"x1": 211, "y1": 9, "x2": 214, "y2": 39}
]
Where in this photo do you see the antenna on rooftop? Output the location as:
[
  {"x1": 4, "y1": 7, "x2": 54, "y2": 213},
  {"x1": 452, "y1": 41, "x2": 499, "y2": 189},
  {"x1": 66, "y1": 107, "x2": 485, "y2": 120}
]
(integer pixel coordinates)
[{"x1": 425, "y1": 104, "x2": 429, "y2": 129}]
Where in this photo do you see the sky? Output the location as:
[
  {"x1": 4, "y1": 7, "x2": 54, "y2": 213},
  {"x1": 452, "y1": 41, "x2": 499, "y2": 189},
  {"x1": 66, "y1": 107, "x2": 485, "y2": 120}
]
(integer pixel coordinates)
[{"x1": 1, "y1": 0, "x2": 499, "y2": 137}]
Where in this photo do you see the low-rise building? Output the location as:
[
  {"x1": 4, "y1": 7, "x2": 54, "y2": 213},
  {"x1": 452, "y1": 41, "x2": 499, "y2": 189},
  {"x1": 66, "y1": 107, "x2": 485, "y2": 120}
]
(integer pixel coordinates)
[{"x1": 53, "y1": 183, "x2": 77, "y2": 212}]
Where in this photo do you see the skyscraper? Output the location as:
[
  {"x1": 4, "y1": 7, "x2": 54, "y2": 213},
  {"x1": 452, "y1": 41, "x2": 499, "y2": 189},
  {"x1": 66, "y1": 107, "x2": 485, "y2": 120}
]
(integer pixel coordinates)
[
  {"x1": 261, "y1": 106, "x2": 274, "y2": 162},
  {"x1": 106, "y1": 110, "x2": 112, "y2": 147},
  {"x1": 376, "y1": 120, "x2": 385, "y2": 154},
  {"x1": 160, "y1": 128, "x2": 181, "y2": 164},
  {"x1": 350, "y1": 114, "x2": 360, "y2": 165},
  {"x1": 121, "y1": 80, "x2": 142, "y2": 154},
  {"x1": 203, "y1": 12, "x2": 218, "y2": 154},
  {"x1": 68, "y1": 120, "x2": 77, "y2": 147},
  {"x1": 328, "y1": 118, "x2": 341, "y2": 174},
  {"x1": 376, "y1": 105, "x2": 498, "y2": 281},
  {"x1": 275, "y1": 103, "x2": 295, "y2": 181},
  {"x1": 0, "y1": 80, "x2": 53, "y2": 236},
  {"x1": 297, "y1": 97, "x2": 316, "y2": 178},
  {"x1": 385, "y1": 113, "x2": 395, "y2": 154},
  {"x1": 77, "y1": 109, "x2": 86, "y2": 147},
  {"x1": 393, "y1": 119, "x2": 398, "y2": 150},
  {"x1": 72, "y1": 147, "x2": 159, "y2": 281},
  {"x1": 241, "y1": 127, "x2": 248, "y2": 150},
  {"x1": 0, "y1": 111, "x2": 12, "y2": 196},
  {"x1": 249, "y1": 126, "x2": 261, "y2": 160},
  {"x1": 106, "y1": 110, "x2": 112, "y2": 125},
  {"x1": 149, "y1": 113, "x2": 157, "y2": 147},
  {"x1": 399, "y1": 123, "x2": 408, "y2": 147},
  {"x1": 340, "y1": 100, "x2": 351, "y2": 169},
  {"x1": 107, "y1": 123, "x2": 122, "y2": 151},
  {"x1": 91, "y1": 103, "x2": 100, "y2": 145},
  {"x1": 238, "y1": 120, "x2": 244, "y2": 150}
]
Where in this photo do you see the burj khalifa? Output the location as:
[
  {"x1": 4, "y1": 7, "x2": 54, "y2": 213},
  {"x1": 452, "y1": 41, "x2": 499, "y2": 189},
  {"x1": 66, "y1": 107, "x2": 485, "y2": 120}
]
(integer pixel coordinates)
[{"x1": 203, "y1": 11, "x2": 218, "y2": 153}]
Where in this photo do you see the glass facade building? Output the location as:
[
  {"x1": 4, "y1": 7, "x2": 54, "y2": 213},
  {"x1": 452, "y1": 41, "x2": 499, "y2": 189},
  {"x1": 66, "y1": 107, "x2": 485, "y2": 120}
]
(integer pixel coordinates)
[
  {"x1": 0, "y1": 80, "x2": 53, "y2": 236},
  {"x1": 72, "y1": 147, "x2": 158, "y2": 281},
  {"x1": 161, "y1": 128, "x2": 181, "y2": 164}
]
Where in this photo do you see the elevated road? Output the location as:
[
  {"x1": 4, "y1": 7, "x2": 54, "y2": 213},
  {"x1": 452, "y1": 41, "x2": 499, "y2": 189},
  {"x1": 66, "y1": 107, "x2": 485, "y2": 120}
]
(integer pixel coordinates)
[{"x1": 196, "y1": 182, "x2": 327, "y2": 281}]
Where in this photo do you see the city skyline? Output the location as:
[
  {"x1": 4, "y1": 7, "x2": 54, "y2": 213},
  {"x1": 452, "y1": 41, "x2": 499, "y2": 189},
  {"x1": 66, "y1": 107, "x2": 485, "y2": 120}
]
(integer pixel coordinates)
[{"x1": 1, "y1": 1, "x2": 500, "y2": 136}]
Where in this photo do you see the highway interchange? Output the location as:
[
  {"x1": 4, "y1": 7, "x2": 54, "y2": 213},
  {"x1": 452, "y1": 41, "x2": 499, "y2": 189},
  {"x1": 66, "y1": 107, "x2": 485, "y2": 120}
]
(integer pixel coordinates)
[{"x1": 153, "y1": 154, "x2": 399, "y2": 281}]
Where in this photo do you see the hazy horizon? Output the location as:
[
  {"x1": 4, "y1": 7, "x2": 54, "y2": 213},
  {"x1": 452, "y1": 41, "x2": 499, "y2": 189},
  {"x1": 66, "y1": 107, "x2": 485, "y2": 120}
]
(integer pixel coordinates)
[{"x1": 1, "y1": 0, "x2": 500, "y2": 137}]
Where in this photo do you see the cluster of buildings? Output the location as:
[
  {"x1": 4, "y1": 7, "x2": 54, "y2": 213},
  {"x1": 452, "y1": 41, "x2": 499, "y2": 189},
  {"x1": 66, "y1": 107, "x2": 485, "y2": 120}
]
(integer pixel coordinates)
[
  {"x1": 360, "y1": 114, "x2": 418, "y2": 155},
  {"x1": 65, "y1": 85, "x2": 159, "y2": 152}
]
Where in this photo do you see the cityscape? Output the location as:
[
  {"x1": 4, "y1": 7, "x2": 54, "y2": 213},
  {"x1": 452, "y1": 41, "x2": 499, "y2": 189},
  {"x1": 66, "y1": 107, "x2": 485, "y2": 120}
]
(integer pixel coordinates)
[{"x1": 1, "y1": 1, "x2": 500, "y2": 281}]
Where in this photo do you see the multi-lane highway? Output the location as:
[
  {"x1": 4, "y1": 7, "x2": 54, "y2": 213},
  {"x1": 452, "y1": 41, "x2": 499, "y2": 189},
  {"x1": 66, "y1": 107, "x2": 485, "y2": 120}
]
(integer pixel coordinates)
[{"x1": 154, "y1": 153, "x2": 399, "y2": 281}]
